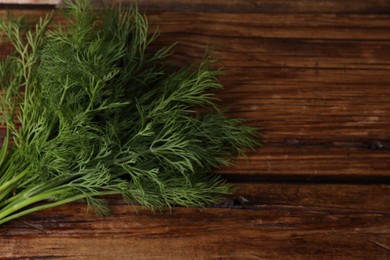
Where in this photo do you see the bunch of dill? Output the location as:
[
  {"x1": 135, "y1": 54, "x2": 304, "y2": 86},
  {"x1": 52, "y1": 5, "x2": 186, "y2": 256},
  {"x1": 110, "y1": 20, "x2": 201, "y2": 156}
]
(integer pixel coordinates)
[{"x1": 0, "y1": 1, "x2": 257, "y2": 225}]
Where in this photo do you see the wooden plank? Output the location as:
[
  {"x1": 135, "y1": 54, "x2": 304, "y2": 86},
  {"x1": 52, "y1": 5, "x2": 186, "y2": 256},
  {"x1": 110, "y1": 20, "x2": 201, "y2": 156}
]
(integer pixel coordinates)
[
  {"x1": 6, "y1": 0, "x2": 390, "y2": 14},
  {"x1": 3, "y1": 10, "x2": 390, "y2": 40},
  {"x1": 1, "y1": 183, "x2": 390, "y2": 259},
  {"x1": 231, "y1": 183, "x2": 390, "y2": 211},
  {"x1": 148, "y1": 12, "x2": 390, "y2": 41},
  {"x1": 93, "y1": 0, "x2": 390, "y2": 14},
  {"x1": 167, "y1": 38, "x2": 390, "y2": 70},
  {"x1": 0, "y1": 0, "x2": 59, "y2": 4},
  {"x1": 216, "y1": 148, "x2": 390, "y2": 177},
  {"x1": 7, "y1": 0, "x2": 390, "y2": 14}
]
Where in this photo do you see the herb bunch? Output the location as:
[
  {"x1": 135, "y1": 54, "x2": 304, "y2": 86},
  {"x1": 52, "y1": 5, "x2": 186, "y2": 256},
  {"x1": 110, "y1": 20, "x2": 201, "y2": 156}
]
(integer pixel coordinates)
[{"x1": 0, "y1": 1, "x2": 257, "y2": 225}]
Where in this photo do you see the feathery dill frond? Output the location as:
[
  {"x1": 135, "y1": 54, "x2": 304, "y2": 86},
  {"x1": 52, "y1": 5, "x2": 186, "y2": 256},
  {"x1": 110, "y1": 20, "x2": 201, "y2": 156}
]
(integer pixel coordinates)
[{"x1": 0, "y1": 0, "x2": 259, "y2": 225}]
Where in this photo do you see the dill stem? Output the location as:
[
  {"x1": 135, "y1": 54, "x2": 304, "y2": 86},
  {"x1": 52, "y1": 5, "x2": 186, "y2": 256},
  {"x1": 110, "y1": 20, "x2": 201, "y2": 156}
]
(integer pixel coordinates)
[
  {"x1": 0, "y1": 194, "x2": 85, "y2": 225},
  {"x1": 0, "y1": 174, "x2": 78, "y2": 210},
  {"x1": 112, "y1": 149, "x2": 153, "y2": 165},
  {"x1": 0, "y1": 165, "x2": 31, "y2": 194},
  {"x1": 0, "y1": 188, "x2": 70, "y2": 221},
  {"x1": 0, "y1": 157, "x2": 12, "y2": 185},
  {"x1": 0, "y1": 179, "x2": 43, "y2": 209},
  {"x1": 0, "y1": 185, "x2": 14, "y2": 204},
  {"x1": 0, "y1": 190, "x2": 120, "y2": 225}
]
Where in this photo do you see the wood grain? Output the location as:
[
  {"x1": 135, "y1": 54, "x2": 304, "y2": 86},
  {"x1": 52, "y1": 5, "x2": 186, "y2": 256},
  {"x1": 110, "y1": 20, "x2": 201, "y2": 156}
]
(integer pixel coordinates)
[
  {"x1": 1, "y1": 183, "x2": 390, "y2": 259},
  {"x1": 9, "y1": 0, "x2": 390, "y2": 14},
  {"x1": 232, "y1": 183, "x2": 390, "y2": 211},
  {"x1": 0, "y1": 2, "x2": 390, "y2": 259},
  {"x1": 0, "y1": 0, "x2": 59, "y2": 5},
  {"x1": 93, "y1": 0, "x2": 390, "y2": 14}
]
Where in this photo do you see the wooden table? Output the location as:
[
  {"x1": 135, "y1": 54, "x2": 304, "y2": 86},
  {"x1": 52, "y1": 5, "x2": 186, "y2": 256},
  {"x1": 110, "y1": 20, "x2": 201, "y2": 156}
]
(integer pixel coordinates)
[{"x1": 1, "y1": 1, "x2": 390, "y2": 259}]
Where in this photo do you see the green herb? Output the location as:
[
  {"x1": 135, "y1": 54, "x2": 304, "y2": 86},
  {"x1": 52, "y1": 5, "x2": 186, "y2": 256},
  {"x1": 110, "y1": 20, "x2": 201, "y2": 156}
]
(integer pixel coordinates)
[{"x1": 0, "y1": 0, "x2": 257, "y2": 225}]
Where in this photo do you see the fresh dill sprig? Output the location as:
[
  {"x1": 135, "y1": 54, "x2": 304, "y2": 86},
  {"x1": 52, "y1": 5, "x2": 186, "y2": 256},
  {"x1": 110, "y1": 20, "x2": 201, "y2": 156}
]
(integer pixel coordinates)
[{"x1": 0, "y1": 0, "x2": 258, "y2": 225}]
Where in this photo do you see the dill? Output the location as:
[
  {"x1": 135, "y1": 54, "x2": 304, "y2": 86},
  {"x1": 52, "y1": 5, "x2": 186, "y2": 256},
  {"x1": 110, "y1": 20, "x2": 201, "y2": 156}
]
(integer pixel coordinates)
[{"x1": 0, "y1": 0, "x2": 258, "y2": 225}]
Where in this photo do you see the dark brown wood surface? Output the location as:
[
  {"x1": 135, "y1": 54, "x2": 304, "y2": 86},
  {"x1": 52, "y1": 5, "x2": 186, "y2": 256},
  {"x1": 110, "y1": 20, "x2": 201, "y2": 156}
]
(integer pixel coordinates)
[
  {"x1": 0, "y1": 0, "x2": 57, "y2": 4},
  {"x1": 2, "y1": 184, "x2": 390, "y2": 259},
  {"x1": 1, "y1": 0, "x2": 390, "y2": 259}
]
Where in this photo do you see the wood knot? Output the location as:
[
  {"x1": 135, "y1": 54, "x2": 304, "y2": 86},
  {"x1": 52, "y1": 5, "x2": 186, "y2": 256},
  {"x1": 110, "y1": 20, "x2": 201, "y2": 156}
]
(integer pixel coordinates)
[
  {"x1": 233, "y1": 196, "x2": 249, "y2": 206},
  {"x1": 367, "y1": 140, "x2": 385, "y2": 150}
]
